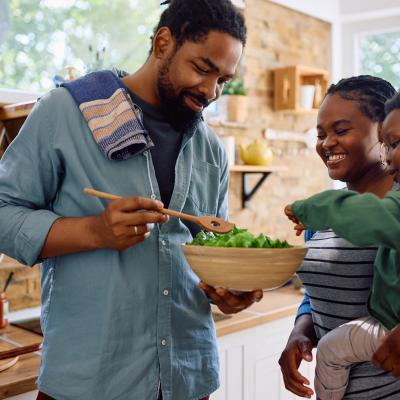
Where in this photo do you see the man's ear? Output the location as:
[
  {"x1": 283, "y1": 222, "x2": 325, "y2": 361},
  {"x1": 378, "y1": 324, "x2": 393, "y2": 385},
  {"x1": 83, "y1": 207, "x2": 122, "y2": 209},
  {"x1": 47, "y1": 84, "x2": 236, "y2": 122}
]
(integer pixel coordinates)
[{"x1": 152, "y1": 27, "x2": 174, "y2": 60}]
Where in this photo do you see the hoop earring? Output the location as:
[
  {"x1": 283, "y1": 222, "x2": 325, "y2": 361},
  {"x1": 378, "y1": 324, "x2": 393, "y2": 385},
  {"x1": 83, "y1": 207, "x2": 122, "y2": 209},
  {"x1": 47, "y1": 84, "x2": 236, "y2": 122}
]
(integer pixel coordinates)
[{"x1": 379, "y1": 142, "x2": 388, "y2": 168}]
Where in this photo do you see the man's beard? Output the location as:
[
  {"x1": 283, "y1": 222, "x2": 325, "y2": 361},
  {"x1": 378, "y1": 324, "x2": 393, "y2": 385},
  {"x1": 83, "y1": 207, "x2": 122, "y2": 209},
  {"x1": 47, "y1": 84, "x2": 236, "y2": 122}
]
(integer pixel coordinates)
[{"x1": 157, "y1": 57, "x2": 209, "y2": 133}]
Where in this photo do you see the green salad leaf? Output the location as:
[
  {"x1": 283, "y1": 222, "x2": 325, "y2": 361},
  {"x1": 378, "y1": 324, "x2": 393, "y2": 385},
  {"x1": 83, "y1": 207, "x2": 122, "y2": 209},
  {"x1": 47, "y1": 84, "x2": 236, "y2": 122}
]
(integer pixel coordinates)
[{"x1": 187, "y1": 226, "x2": 292, "y2": 248}]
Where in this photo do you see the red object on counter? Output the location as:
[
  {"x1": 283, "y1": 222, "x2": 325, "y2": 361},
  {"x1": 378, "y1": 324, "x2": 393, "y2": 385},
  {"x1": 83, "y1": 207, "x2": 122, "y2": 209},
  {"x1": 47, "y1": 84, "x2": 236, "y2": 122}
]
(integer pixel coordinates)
[{"x1": 0, "y1": 293, "x2": 9, "y2": 329}]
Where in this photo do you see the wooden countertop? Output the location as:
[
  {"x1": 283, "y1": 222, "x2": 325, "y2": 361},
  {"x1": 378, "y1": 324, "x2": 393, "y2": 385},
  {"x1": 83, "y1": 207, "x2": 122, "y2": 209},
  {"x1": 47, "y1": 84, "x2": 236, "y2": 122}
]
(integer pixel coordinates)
[
  {"x1": 213, "y1": 286, "x2": 303, "y2": 337},
  {"x1": 0, "y1": 287, "x2": 303, "y2": 398},
  {"x1": 0, "y1": 325, "x2": 42, "y2": 399}
]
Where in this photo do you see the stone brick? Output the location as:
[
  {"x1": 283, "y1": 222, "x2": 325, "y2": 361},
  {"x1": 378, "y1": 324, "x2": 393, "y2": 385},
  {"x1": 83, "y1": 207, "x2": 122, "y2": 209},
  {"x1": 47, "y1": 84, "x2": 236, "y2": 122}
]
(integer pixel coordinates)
[{"x1": 212, "y1": 0, "x2": 331, "y2": 246}]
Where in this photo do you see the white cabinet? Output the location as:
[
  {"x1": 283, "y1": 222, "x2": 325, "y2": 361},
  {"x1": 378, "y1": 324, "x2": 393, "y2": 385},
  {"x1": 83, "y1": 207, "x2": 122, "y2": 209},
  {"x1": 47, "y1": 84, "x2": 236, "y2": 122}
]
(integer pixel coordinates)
[{"x1": 214, "y1": 316, "x2": 316, "y2": 400}]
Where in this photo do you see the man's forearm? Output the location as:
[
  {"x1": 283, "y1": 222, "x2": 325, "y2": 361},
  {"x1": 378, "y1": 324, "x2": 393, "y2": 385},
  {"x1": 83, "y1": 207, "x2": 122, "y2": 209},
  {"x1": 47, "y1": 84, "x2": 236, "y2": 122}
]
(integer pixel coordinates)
[{"x1": 40, "y1": 216, "x2": 103, "y2": 258}]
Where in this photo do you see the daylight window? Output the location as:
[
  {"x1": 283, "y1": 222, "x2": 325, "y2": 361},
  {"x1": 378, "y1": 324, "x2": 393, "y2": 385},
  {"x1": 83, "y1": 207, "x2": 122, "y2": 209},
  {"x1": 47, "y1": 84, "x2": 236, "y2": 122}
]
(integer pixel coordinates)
[
  {"x1": 0, "y1": 0, "x2": 160, "y2": 93},
  {"x1": 358, "y1": 29, "x2": 400, "y2": 90}
]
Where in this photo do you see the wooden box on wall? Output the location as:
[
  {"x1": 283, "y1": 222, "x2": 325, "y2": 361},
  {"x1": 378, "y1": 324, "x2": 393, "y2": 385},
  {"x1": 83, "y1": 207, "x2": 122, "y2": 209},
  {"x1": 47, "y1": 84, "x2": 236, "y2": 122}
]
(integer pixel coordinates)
[{"x1": 273, "y1": 65, "x2": 329, "y2": 112}]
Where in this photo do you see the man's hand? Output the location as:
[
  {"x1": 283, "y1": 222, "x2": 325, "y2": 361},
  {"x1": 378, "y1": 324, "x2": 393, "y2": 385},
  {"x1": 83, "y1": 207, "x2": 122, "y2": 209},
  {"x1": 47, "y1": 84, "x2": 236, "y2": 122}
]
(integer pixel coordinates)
[
  {"x1": 40, "y1": 196, "x2": 170, "y2": 258},
  {"x1": 284, "y1": 204, "x2": 305, "y2": 236},
  {"x1": 372, "y1": 325, "x2": 400, "y2": 377},
  {"x1": 95, "y1": 196, "x2": 169, "y2": 251},
  {"x1": 199, "y1": 281, "x2": 263, "y2": 314}
]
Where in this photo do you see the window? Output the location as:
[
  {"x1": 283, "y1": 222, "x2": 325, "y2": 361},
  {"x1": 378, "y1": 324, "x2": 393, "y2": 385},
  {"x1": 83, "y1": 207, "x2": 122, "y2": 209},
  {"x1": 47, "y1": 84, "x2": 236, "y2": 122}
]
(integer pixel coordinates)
[
  {"x1": 358, "y1": 29, "x2": 400, "y2": 89},
  {"x1": 0, "y1": 0, "x2": 160, "y2": 93}
]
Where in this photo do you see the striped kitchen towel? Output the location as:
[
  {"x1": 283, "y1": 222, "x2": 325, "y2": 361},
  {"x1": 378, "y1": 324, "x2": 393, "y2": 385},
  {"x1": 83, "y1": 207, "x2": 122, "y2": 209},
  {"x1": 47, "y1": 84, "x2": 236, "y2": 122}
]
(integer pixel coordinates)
[{"x1": 61, "y1": 70, "x2": 154, "y2": 160}]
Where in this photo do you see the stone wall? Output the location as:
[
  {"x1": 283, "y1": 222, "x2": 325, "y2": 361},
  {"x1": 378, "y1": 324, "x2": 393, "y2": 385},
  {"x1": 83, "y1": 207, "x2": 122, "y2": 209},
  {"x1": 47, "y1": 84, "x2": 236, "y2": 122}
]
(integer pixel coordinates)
[{"x1": 212, "y1": 0, "x2": 331, "y2": 246}]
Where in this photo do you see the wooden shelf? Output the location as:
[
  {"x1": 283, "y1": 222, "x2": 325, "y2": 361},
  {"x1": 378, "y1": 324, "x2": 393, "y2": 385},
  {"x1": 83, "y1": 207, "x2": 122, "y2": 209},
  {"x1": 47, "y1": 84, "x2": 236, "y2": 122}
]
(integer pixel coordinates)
[
  {"x1": 0, "y1": 101, "x2": 35, "y2": 120},
  {"x1": 229, "y1": 164, "x2": 288, "y2": 207},
  {"x1": 207, "y1": 119, "x2": 249, "y2": 129},
  {"x1": 273, "y1": 65, "x2": 329, "y2": 112}
]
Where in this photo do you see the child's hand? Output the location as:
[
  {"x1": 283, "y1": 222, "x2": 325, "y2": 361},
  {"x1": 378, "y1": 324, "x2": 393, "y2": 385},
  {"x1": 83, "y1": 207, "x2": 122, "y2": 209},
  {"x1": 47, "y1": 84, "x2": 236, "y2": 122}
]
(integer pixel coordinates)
[
  {"x1": 284, "y1": 204, "x2": 299, "y2": 223},
  {"x1": 284, "y1": 205, "x2": 305, "y2": 236},
  {"x1": 372, "y1": 325, "x2": 400, "y2": 377}
]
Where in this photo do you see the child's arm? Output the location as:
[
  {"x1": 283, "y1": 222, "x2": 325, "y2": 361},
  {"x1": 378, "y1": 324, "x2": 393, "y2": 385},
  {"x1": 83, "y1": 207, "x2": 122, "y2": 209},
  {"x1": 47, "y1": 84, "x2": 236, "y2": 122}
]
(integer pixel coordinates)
[{"x1": 290, "y1": 189, "x2": 400, "y2": 251}]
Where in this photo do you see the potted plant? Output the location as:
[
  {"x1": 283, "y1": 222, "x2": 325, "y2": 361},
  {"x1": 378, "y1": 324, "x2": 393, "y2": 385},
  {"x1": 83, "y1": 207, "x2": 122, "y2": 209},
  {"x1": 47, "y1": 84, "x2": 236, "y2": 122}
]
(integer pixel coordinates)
[{"x1": 221, "y1": 78, "x2": 248, "y2": 123}]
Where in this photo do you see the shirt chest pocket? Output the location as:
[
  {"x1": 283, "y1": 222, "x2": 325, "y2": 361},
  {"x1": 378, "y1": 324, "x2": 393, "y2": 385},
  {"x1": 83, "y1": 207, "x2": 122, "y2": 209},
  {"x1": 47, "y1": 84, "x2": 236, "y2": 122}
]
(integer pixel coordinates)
[{"x1": 183, "y1": 160, "x2": 221, "y2": 216}]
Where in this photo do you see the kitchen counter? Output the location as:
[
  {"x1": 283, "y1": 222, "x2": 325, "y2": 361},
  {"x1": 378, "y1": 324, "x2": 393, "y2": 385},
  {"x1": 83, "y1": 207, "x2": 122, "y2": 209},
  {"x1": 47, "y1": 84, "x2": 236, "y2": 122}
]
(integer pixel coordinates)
[
  {"x1": 0, "y1": 325, "x2": 41, "y2": 399},
  {"x1": 213, "y1": 286, "x2": 303, "y2": 337},
  {"x1": 1, "y1": 286, "x2": 303, "y2": 398}
]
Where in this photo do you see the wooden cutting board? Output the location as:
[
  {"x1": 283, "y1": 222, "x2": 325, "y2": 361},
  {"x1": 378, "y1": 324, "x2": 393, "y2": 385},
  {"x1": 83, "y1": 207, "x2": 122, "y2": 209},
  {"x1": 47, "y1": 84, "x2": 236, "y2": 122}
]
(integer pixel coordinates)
[
  {"x1": 0, "y1": 325, "x2": 42, "y2": 398},
  {"x1": 0, "y1": 338, "x2": 19, "y2": 372}
]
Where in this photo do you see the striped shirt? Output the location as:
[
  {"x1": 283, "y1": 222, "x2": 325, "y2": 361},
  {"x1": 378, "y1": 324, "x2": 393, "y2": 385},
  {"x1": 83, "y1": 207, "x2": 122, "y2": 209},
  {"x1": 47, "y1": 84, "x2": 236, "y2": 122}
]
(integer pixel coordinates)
[{"x1": 298, "y1": 230, "x2": 400, "y2": 399}]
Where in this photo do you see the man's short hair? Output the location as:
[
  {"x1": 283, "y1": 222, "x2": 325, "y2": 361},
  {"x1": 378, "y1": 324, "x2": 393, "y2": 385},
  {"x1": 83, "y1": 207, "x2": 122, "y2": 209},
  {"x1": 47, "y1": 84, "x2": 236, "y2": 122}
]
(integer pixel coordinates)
[{"x1": 152, "y1": 0, "x2": 246, "y2": 49}]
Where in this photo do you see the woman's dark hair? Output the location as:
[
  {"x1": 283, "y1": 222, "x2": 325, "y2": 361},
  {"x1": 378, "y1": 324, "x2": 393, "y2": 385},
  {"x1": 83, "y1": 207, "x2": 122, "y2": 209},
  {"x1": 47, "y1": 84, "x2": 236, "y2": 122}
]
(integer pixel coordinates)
[
  {"x1": 152, "y1": 0, "x2": 246, "y2": 49},
  {"x1": 385, "y1": 91, "x2": 400, "y2": 116},
  {"x1": 326, "y1": 75, "x2": 396, "y2": 122}
]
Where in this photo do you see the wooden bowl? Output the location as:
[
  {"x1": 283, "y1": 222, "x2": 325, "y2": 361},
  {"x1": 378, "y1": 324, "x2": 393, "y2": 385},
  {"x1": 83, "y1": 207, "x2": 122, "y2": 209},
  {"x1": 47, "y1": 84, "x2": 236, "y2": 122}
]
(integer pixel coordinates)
[{"x1": 182, "y1": 245, "x2": 307, "y2": 291}]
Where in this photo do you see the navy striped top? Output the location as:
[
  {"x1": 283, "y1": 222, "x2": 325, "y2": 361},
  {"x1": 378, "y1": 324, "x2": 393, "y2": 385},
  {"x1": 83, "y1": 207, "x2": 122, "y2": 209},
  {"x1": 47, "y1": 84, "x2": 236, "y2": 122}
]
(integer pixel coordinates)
[{"x1": 297, "y1": 229, "x2": 400, "y2": 398}]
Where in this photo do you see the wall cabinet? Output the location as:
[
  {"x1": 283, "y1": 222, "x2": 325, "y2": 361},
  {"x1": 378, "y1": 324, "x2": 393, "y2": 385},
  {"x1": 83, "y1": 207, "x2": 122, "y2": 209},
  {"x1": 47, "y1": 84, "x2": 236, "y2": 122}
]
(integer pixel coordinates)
[
  {"x1": 215, "y1": 316, "x2": 316, "y2": 400},
  {"x1": 273, "y1": 65, "x2": 329, "y2": 113}
]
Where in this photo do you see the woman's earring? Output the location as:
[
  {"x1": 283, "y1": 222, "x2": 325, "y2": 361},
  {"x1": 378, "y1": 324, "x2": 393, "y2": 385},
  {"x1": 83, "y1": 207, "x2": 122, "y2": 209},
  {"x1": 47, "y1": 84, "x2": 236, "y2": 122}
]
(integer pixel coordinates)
[{"x1": 380, "y1": 142, "x2": 388, "y2": 168}]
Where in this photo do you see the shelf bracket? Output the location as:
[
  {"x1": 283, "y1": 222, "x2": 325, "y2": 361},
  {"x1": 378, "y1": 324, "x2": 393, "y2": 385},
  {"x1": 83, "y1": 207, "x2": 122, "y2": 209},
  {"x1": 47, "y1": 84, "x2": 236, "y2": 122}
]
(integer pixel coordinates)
[{"x1": 241, "y1": 172, "x2": 272, "y2": 208}]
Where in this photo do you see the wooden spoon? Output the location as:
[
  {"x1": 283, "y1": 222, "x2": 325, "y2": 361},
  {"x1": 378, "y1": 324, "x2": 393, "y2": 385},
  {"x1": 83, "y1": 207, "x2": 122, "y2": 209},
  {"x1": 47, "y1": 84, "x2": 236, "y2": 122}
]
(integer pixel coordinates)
[{"x1": 83, "y1": 188, "x2": 234, "y2": 234}]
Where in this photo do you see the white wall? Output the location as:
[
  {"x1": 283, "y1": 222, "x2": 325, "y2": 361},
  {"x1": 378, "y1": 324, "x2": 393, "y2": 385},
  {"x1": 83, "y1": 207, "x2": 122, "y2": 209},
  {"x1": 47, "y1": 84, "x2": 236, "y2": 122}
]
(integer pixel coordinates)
[
  {"x1": 339, "y1": 0, "x2": 400, "y2": 77},
  {"x1": 340, "y1": 0, "x2": 400, "y2": 16},
  {"x1": 269, "y1": 0, "x2": 340, "y2": 23},
  {"x1": 269, "y1": 0, "x2": 342, "y2": 83},
  {"x1": 268, "y1": 0, "x2": 400, "y2": 81}
]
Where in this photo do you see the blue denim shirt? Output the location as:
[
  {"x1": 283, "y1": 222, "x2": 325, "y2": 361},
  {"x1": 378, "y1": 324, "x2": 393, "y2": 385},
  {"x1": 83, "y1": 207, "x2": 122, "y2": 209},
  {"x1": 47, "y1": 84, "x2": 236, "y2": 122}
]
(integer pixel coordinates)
[{"x1": 0, "y1": 88, "x2": 229, "y2": 399}]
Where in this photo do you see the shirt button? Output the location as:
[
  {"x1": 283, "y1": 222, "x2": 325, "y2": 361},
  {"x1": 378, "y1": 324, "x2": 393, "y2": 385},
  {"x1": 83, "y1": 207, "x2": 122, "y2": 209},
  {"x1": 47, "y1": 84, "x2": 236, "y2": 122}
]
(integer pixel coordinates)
[
  {"x1": 150, "y1": 194, "x2": 157, "y2": 200},
  {"x1": 161, "y1": 240, "x2": 166, "y2": 246},
  {"x1": 163, "y1": 289, "x2": 169, "y2": 296},
  {"x1": 161, "y1": 339, "x2": 167, "y2": 346}
]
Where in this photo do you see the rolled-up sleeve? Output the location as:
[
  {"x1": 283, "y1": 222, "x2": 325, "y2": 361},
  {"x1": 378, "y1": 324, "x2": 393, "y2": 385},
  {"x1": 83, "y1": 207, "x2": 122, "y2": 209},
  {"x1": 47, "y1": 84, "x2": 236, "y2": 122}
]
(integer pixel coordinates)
[{"x1": 0, "y1": 92, "x2": 62, "y2": 266}]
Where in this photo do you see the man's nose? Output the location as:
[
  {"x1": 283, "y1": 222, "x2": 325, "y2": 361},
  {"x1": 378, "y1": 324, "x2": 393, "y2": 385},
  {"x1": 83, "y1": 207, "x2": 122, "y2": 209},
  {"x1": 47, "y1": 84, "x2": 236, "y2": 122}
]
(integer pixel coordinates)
[{"x1": 199, "y1": 79, "x2": 218, "y2": 102}]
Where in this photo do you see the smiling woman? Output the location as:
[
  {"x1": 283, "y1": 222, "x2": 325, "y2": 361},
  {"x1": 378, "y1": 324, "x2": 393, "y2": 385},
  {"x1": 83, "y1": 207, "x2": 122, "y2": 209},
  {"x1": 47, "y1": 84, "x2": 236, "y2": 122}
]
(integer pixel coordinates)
[
  {"x1": 0, "y1": 0, "x2": 160, "y2": 92},
  {"x1": 279, "y1": 75, "x2": 400, "y2": 400}
]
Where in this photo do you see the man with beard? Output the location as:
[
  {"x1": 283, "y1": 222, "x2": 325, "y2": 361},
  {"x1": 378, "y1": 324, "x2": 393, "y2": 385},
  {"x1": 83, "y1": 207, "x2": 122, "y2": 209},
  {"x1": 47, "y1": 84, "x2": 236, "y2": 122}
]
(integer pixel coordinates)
[{"x1": 0, "y1": 0, "x2": 263, "y2": 399}]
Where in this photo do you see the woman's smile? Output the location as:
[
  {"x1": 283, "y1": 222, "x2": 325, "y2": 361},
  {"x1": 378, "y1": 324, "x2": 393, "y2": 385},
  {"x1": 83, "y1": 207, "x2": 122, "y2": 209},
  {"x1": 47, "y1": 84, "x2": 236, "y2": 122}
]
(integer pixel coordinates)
[{"x1": 326, "y1": 152, "x2": 347, "y2": 167}]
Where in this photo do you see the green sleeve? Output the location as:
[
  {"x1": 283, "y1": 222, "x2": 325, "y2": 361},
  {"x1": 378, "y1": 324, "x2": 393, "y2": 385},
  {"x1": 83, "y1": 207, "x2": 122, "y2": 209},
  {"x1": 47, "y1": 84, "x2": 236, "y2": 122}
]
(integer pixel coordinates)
[{"x1": 292, "y1": 189, "x2": 400, "y2": 251}]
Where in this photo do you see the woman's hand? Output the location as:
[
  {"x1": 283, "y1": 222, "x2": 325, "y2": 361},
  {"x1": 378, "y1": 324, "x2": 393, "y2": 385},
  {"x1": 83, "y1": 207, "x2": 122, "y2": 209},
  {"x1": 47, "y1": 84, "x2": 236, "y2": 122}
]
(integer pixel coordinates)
[
  {"x1": 199, "y1": 282, "x2": 263, "y2": 314},
  {"x1": 95, "y1": 196, "x2": 169, "y2": 250},
  {"x1": 372, "y1": 325, "x2": 400, "y2": 377},
  {"x1": 284, "y1": 204, "x2": 306, "y2": 236},
  {"x1": 279, "y1": 315, "x2": 316, "y2": 398}
]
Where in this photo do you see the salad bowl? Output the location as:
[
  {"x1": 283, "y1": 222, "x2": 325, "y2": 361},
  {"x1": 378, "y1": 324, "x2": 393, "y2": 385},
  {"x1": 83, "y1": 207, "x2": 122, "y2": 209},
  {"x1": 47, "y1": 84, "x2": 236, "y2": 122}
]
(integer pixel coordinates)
[{"x1": 182, "y1": 227, "x2": 307, "y2": 291}]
